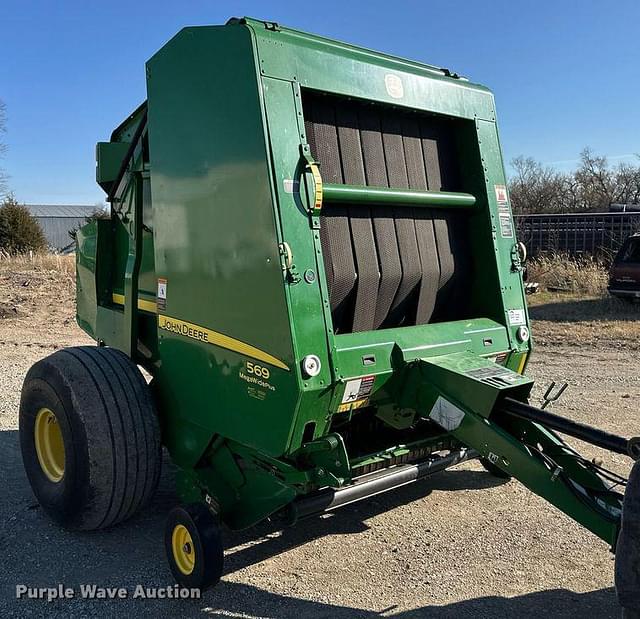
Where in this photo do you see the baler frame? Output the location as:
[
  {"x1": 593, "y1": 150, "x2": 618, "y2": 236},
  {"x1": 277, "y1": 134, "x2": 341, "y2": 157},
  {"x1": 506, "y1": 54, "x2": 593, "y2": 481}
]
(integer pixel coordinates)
[
  {"x1": 81, "y1": 12, "x2": 631, "y2": 549},
  {"x1": 19, "y1": 17, "x2": 640, "y2": 603}
]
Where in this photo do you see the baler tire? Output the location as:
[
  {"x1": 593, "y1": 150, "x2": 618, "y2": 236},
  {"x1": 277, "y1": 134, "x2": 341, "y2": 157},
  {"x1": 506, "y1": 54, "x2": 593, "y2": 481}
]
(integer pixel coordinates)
[
  {"x1": 165, "y1": 504, "x2": 224, "y2": 590},
  {"x1": 19, "y1": 346, "x2": 162, "y2": 531},
  {"x1": 480, "y1": 458, "x2": 512, "y2": 480}
]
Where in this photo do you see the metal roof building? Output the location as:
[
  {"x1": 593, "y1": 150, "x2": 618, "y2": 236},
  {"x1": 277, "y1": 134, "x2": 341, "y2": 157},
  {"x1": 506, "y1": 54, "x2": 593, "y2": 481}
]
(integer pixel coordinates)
[{"x1": 24, "y1": 204, "x2": 101, "y2": 250}]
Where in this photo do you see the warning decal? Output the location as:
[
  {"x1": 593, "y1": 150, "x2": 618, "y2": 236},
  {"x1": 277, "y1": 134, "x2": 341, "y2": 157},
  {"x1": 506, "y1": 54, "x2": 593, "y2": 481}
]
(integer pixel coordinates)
[
  {"x1": 157, "y1": 278, "x2": 167, "y2": 311},
  {"x1": 466, "y1": 365, "x2": 522, "y2": 387},
  {"x1": 337, "y1": 399, "x2": 369, "y2": 413},
  {"x1": 494, "y1": 184, "x2": 508, "y2": 205},
  {"x1": 341, "y1": 375, "x2": 375, "y2": 404}
]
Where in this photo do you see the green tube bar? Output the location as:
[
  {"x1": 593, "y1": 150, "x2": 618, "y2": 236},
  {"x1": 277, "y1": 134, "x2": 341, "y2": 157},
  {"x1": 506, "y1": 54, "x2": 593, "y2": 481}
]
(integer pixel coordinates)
[{"x1": 322, "y1": 183, "x2": 476, "y2": 208}]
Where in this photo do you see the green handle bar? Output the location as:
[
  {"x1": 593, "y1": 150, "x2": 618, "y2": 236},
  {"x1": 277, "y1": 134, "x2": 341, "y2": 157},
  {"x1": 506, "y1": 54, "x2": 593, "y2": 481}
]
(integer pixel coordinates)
[{"x1": 322, "y1": 183, "x2": 476, "y2": 208}]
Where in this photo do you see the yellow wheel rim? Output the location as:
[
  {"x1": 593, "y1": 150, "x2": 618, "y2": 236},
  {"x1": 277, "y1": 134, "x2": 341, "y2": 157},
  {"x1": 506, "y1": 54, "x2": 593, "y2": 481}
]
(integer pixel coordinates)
[
  {"x1": 172, "y1": 524, "x2": 195, "y2": 575},
  {"x1": 34, "y1": 408, "x2": 65, "y2": 483}
]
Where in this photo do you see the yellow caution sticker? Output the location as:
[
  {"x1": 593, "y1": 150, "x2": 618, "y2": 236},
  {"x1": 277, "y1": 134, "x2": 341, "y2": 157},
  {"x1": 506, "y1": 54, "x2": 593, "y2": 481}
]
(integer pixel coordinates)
[
  {"x1": 309, "y1": 162, "x2": 323, "y2": 211},
  {"x1": 516, "y1": 353, "x2": 528, "y2": 375},
  {"x1": 337, "y1": 399, "x2": 369, "y2": 413}
]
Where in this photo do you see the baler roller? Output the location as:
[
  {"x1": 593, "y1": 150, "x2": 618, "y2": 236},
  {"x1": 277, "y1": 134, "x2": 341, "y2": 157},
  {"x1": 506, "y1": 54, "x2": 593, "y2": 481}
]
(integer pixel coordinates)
[{"x1": 290, "y1": 447, "x2": 477, "y2": 521}]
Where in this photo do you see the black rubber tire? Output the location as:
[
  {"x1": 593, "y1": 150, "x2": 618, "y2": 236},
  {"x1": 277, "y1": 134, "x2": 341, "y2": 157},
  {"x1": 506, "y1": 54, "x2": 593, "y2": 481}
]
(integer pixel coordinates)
[
  {"x1": 480, "y1": 457, "x2": 512, "y2": 480},
  {"x1": 19, "y1": 346, "x2": 162, "y2": 531},
  {"x1": 165, "y1": 504, "x2": 224, "y2": 590},
  {"x1": 616, "y1": 459, "x2": 640, "y2": 615}
]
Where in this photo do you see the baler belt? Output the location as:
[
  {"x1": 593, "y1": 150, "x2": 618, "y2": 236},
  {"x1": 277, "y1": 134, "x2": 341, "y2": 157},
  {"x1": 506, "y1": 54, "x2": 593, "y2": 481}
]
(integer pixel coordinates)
[
  {"x1": 359, "y1": 107, "x2": 401, "y2": 329},
  {"x1": 302, "y1": 91, "x2": 469, "y2": 333},
  {"x1": 336, "y1": 104, "x2": 378, "y2": 332},
  {"x1": 380, "y1": 112, "x2": 422, "y2": 327},
  {"x1": 401, "y1": 116, "x2": 440, "y2": 324},
  {"x1": 305, "y1": 100, "x2": 356, "y2": 329},
  {"x1": 421, "y1": 122, "x2": 459, "y2": 317}
]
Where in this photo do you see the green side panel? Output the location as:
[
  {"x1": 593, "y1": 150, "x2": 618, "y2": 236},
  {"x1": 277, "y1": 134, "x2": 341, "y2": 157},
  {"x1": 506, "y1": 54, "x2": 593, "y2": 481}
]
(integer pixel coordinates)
[
  {"x1": 96, "y1": 141, "x2": 129, "y2": 193},
  {"x1": 247, "y1": 18, "x2": 495, "y2": 121},
  {"x1": 76, "y1": 220, "x2": 98, "y2": 337},
  {"x1": 474, "y1": 118, "x2": 531, "y2": 352},
  {"x1": 77, "y1": 218, "x2": 117, "y2": 339},
  {"x1": 145, "y1": 25, "x2": 299, "y2": 464},
  {"x1": 260, "y1": 76, "x2": 334, "y2": 448}
]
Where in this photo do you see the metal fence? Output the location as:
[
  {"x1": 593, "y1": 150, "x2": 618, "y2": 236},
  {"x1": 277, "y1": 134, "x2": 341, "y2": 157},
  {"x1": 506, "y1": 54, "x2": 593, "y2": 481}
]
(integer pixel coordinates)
[{"x1": 514, "y1": 212, "x2": 640, "y2": 258}]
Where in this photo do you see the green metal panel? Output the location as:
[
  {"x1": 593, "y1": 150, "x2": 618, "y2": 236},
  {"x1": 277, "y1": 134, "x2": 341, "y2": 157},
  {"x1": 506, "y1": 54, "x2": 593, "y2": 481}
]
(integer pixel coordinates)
[
  {"x1": 145, "y1": 25, "x2": 299, "y2": 464},
  {"x1": 259, "y1": 75, "x2": 334, "y2": 449},
  {"x1": 245, "y1": 18, "x2": 496, "y2": 121},
  {"x1": 75, "y1": 221, "x2": 99, "y2": 337},
  {"x1": 96, "y1": 142, "x2": 130, "y2": 193}
]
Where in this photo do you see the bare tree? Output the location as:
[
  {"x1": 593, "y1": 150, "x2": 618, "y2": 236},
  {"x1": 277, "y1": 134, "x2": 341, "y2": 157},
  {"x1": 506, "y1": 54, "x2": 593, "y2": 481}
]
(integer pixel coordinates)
[
  {"x1": 574, "y1": 148, "x2": 640, "y2": 211},
  {"x1": 615, "y1": 161, "x2": 640, "y2": 206},
  {"x1": 574, "y1": 148, "x2": 614, "y2": 211},
  {"x1": 510, "y1": 150, "x2": 640, "y2": 214},
  {"x1": 509, "y1": 156, "x2": 568, "y2": 214}
]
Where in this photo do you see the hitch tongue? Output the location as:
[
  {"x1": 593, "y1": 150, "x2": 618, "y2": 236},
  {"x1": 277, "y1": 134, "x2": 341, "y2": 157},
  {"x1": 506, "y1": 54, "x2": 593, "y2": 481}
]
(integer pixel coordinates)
[{"x1": 500, "y1": 397, "x2": 640, "y2": 460}]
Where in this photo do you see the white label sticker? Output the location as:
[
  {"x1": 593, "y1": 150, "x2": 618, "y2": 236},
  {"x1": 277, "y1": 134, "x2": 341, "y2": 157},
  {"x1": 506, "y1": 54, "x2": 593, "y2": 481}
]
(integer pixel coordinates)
[
  {"x1": 342, "y1": 378, "x2": 363, "y2": 403},
  {"x1": 157, "y1": 278, "x2": 167, "y2": 300},
  {"x1": 340, "y1": 375, "x2": 375, "y2": 404},
  {"x1": 385, "y1": 74, "x2": 404, "y2": 99},
  {"x1": 508, "y1": 309, "x2": 526, "y2": 326},
  {"x1": 499, "y1": 213, "x2": 514, "y2": 238},
  {"x1": 494, "y1": 184, "x2": 508, "y2": 204},
  {"x1": 283, "y1": 179, "x2": 299, "y2": 194},
  {"x1": 429, "y1": 396, "x2": 465, "y2": 431}
]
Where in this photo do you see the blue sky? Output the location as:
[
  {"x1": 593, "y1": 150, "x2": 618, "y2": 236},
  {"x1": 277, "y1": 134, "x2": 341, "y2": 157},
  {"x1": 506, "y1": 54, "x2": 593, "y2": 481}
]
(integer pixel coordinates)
[{"x1": 1, "y1": 0, "x2": 639, "y2": 205}]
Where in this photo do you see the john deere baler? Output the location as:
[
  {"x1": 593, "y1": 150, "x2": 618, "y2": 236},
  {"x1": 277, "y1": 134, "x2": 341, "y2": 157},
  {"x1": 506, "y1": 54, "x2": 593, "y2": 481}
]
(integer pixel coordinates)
[{"x1": 19, "y1": 17, "x2": 640, "y2": 601}]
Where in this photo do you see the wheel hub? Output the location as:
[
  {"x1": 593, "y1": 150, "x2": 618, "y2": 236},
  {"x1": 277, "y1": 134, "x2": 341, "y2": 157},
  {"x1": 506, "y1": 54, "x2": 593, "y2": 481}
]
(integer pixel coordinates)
[
  {"x1": 172, "y1": 524, "x2": 195, "y2": 575},
  {"x1": 34, "y1": 408, "x2": 65, "y2": 483}
]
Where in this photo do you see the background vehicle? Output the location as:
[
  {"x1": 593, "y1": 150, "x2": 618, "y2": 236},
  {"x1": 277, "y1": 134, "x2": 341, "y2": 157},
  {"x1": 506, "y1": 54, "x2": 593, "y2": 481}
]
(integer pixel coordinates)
[{"x1": 609, "y1": 233, "x2": 640, "y2": 300}]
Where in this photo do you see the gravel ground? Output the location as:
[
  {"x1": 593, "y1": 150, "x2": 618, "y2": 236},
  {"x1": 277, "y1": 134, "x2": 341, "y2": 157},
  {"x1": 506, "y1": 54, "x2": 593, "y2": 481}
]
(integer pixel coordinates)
[{"x1": 0, "y1": 264, "x2": 638, "y2": 618}]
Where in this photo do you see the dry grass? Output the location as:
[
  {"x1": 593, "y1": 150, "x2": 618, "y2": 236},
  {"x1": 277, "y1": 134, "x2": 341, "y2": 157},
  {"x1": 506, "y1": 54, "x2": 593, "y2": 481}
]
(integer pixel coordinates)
[
  {"x1": 528, "y1": 291, "x2": 640, "y2": 349},
  {"x1": 0, "y1": 250, "x2": 75, "y2": 277},
  {"x1": 527, "y1": 253, "x2": 609, "y2": 295},
  {"x1": 525, "y1": 254, "x2": 640, "y2": 349},
  {"x1": 0, "y1": 252, "x2": 80, "y2": 346}
]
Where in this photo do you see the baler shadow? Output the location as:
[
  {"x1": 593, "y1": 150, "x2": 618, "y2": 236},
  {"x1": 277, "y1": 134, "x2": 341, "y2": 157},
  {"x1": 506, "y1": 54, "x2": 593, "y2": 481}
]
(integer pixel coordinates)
[
  {"x1": 223, "y1": 468, "x2": 506, "y2": 575},
  {"x1": 199, "y1": 581, "x2": 619, "y2": 618},
  {"x1": 0, "y1": 427, "x2": 522, "y2": 618},
  {"x1": 529, "y1": 296, "x2": 639, "y2": 322}
]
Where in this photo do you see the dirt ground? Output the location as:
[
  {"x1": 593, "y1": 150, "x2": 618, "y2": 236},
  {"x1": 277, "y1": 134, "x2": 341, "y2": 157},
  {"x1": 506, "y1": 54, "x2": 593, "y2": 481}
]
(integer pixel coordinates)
[{"x1": 0, "y1": 257, "x2": 639, "y2": 618}]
